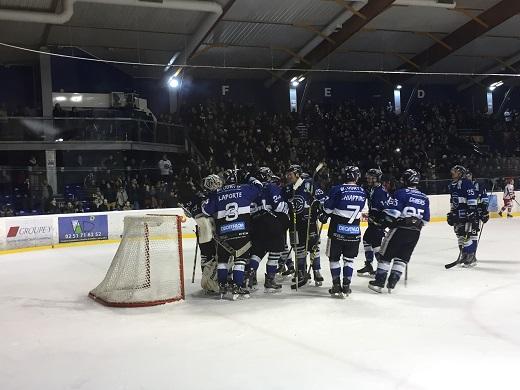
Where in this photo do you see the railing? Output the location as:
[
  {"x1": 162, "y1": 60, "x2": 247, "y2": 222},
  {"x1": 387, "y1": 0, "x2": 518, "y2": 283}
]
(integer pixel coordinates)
[
  {"x1": 420, "y1": 178, "x2": 509, "y2": 195},
  {"x1": 0, "y1": 116, "x2": 185, "y2": 145}
]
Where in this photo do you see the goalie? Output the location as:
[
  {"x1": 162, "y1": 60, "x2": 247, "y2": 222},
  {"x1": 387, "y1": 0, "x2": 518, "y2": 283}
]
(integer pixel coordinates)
[{"x1": 184, "y1": 174, "x2": 222, "y2": 293}]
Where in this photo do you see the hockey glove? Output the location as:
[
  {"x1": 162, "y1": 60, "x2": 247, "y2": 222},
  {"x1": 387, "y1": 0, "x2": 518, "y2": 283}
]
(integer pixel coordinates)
[
  {"x1": 318, "y1": 212, "x2": 329, "y2": 224},
  {"x1": 466, "y1": 208, "x2": 479, "y2": 225},
  {"x1": 479, "y1": 209, "x2": 489, "y2": 223},
  {"x1": 368, "y1": 209, "x2": 385, "y2": 226},
  {"x1": 446, "y1": 212, "x2": 456, "y2": 226}
]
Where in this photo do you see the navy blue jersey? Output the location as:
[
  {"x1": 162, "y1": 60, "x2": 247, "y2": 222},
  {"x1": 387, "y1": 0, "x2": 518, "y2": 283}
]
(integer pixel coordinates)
[
  {"x1": 324, "y1": 184, "x2": 367, "y2": 240},
  {"x1": 384, "y1": 187, "x2": 430, "y2": 227},
  {"x1": 184, "y1": 192, "x2": 206, "y2": 219},
  {"x1": 202, "y1": 183, "x2": 260, "y2": 239},
  {"x1": 473, "y1": 180, "x2": 489, "y2": 208},
  {"x1": 251, "y1": 182, "x2": 288, "y2": 216},
  {"x1": 368, "y1": 185, "x2": 389, "y2": 212},
  {"x1": 284, "y1": 178, "x2": 326, "y2": 224},
  {"x1": 449, "y1": 178, "x2": 478, "y2": 219}
]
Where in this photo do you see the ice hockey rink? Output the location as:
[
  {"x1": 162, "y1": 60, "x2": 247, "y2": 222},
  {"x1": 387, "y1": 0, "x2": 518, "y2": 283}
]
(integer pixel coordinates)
[{"x1": 1, "y1": 218, "x2": 519, "y2": 390}]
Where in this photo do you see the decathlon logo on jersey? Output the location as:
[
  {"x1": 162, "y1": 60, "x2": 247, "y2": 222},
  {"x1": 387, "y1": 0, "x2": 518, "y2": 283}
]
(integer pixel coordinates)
[
  {"x1": 220, "y1": 221, "x2": 245, "y2": 234},
  {"x1": 337, "y1": 224, "x2": 360, "y2": 235}
]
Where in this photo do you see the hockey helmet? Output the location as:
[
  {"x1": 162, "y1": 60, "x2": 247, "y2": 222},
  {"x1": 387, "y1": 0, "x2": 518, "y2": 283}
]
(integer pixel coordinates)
[
  {"x1": 286, "y1": 164, "x2": 302, "y2": 176},
  {"x1": 344, "y1": 165, "x2": 361, "y2": 182},
  {"x1": 450, "y1": 165, "x2": 467, "y2": 177},
  {"x1": 222, "y1": 169, "x2": 238, "y2": 185},
  {"x1": 257, "y1": 166, "x2": 274, "y2": 182},
  {"x1": 402, "y1": 169, "x2": 420, "y2": 186},
  {"x1": 202, "y1": 174, "x2": 223, "y2": 192}
]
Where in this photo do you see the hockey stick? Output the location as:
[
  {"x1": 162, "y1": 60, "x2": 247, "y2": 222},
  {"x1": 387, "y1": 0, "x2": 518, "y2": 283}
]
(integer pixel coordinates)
[
  {"x1": 445, "y1": 223, "x2": 471, "y2": 269},
  {"x1": 305, "y1": 220, "x2": 325, "y2": 277},
  {"x1": 404, "y1": 264, "x2": 408, "y2": 287},
  {"x1": 191, "y1": 226, "x2": 199, "y2": 283}
]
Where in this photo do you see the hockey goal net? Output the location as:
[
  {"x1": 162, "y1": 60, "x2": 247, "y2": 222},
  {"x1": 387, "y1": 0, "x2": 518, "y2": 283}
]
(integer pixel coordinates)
[{"x1": 89, "y1": 214, "x2": 185, "y2": 307}]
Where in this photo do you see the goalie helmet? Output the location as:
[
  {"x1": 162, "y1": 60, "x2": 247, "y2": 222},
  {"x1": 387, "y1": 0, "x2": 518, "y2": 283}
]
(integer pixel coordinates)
[
  {"x1": 222, "y1": 169, "x2": 238, "y2": 185},
  {"x1": 202, "y1": 174, "x2": 222, "y2": 192},
  {"x1": 344, "y1": 165, "x2": 361, "y2": 182},
  {"x1": 257, "y1": 166, "x2": 273, "y2": 182},
  {"x1": 402, "y1": 169, "x2": 420, "y2": 186}
]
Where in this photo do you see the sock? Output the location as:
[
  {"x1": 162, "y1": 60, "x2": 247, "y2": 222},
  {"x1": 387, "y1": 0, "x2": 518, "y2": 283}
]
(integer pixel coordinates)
[
  {"x1": 266, "y1": 252, "x2": 279, "y2": 276},
  {"x1": 217, "y1": 263, "x2": 228, "y2": 284},
  {"x1": 375, "y1": 260, "x2": 391, "y2": 285},
  {"x1": 249, "y1": 255, "x2": 261, "y2": 272},
  {"x1": 330, "y1": 260, "x2": 341, "y2": 280},
  {"x1": 233, "y1": 261, "x2": 246, "y2": 287},
  {"x1": 312, "y1": 254, "x2": 321, "y2": 271},
  {"x1": 279, "y1": 246, "x2": 290, "y2": 266},
  {"x1": 388, "y1": 260, "x2": 406, "y2": 286},
  {"x1": 363, "y1": 241, "x2": 374, "y2": 264},
  {"x1": 463, "y1": 239, "x2": 477, "y2": 254},
  {"x1": 342, "y1": 257, "x2": 354, "y2": 284}
]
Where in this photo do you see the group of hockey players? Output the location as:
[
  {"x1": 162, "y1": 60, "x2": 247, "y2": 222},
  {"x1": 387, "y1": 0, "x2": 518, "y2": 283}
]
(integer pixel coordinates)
[{"x1": 184, "y1": 162, "x2": 432, "y2": 300}]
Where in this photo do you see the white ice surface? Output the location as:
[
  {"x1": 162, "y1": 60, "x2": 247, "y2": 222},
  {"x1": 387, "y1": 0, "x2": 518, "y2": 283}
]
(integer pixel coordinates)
[{"x1": 1, "y1": 219, "x2": 519, "y2": 390}]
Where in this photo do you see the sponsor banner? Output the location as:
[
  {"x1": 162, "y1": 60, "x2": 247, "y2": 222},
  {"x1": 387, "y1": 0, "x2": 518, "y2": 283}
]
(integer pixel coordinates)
[
  {"x1": 220, "y1": 221, "x2": 245, "y2": 234},
  {"x1": 5, "y1": 218, "x2": 53, "y2": 249},
  {"x1": 488, "y1": 194, "x2": 498, "y2": 212},
  {"x1": 58, "y1": 215, "x2": 108, "y2": 243},
  {"x1": 337, "y1": 224, "x2": 361, "y2": 235}
]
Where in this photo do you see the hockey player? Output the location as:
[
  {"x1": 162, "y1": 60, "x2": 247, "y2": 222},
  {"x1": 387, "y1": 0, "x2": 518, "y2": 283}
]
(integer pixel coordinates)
[
  {"x1": 465, "y1": 170, "x2": 489, "y2": 265},
  {"x1": 248, "y1": 167, "x2": 290, "y2": 292},
  {"x1": 202, "y1": 169, "x2": 260, "y2": 299},
  {"x1": 369, "y1": 169, "x2": 430, "y2": 293},
  {"x1": 284, "y1": 164, "x2": 326, "y2": 288},
  {"x1": 446, "y1": 165, "x2": 479, "y2": 267},
  {"x1": 357, "y1": 169, "x2": 391, "y2": 277},
  {"x1": 183, "y1": 174, "x2": 222, "y2": 293},
  {"x1": 498, "y1": 178, "x2": 515, "y2": 218},
  {"x1": 320, "y1": 166, "x2": 367, "y2": 297},
  {"x1": 466, "y1": 170, "x2": 490, "y2": 224}
]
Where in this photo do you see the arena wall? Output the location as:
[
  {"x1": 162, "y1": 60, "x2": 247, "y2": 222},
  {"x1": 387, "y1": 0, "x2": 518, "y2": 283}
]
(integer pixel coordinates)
[{"x1": 1, "y1": 192, "x2": 518, "y2": 253}]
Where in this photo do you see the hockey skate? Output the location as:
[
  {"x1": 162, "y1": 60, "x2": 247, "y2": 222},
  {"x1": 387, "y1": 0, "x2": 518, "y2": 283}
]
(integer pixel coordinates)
[
  {"x1": 219, "y1": 282, "x2": 228, "y2": 300},
  {"x1": 368, "y1": 280, "x2": 384, "y2": 293},
  {"x1": 386, "y1": 275, "x2": 399, "y2": 294},
  {"x1": 313, "y1": 270, "x2": 324, "y2": 287},
  {"x1": 264, "y1": 274, "x2": 282, "y2": 293},
  {"x1": 329, "y1": 280, "x2": 344, "y2": 298},
  {"x1": 276, "y1": 263, "x2": 286, "y2": 274},
  {"x1": 342, "y1": 283, "x2": 352, "y2": 297},
  {"x1": 281, "y1": 265, "x2": 295, "y2": 278},
  {"x1": 231, "y1": 284, "x2": 250, "y2": 300},
  {"x1": 507, "y1": 213, "x2": 513, "y2": 218},
  {"x1": 357, "y1": 263, "x2": 375, "y2": 277},
  {"x1": 247, "y1": 270, "x2": 258, "y2": 290},
  {"x1": 291, "y1": 269, "x2": 309, "y2": 289},
  {"x1": 498, "y1": 211, "x2": 503, "y2": 217},
  {"x1": 462, "y1": 253, "x2": 477, "y2": 268}
]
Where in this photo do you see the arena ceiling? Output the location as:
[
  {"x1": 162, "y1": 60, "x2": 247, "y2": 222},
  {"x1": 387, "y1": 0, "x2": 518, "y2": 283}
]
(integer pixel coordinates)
[{"x1": 0, "y1": 0, "x2": 519, "y2": 89}]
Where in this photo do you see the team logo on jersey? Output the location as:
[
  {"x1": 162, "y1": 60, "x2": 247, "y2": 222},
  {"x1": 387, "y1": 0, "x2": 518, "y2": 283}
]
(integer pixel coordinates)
[
  {"x1": 337, "y1": 224, "x2": 360, "y2": 235},
  {"x1": 220, "y1": 221, "x2": 246, "y2": 234},
  {"x1": 292, "y1": 195, "x2": 305, "y2": 213}
]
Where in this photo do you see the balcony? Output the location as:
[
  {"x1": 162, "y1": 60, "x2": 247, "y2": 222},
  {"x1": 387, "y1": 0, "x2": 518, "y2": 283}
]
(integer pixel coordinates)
[{"x1": 0, "y1": 116, "x2": 187, "y2": 153}]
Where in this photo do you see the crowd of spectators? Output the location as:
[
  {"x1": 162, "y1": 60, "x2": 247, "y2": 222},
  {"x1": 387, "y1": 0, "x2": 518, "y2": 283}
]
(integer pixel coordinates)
[
  {"x1": 182, "y1": 100, "x2": 520, "y2": 189},
  {"x1": 1, "y1": 99, "x2": 519, "y2": 217}
]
